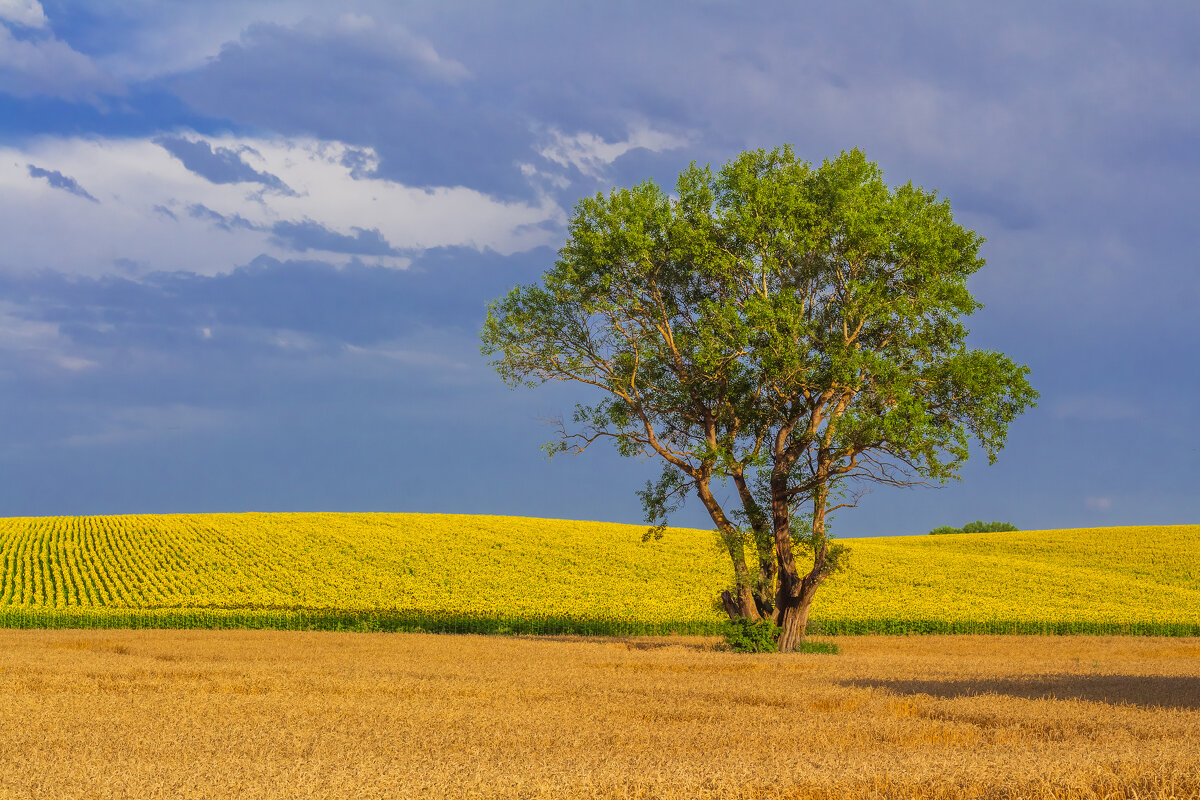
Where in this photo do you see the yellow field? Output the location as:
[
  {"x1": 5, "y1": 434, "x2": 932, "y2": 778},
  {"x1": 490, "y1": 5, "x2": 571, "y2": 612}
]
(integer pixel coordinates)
[
  {"x1": 0, "y1": 514, "x2": 1197, "y2": 634},
  {"x1": 1, "y1": 630, "x2": 1197, "y2": 799},
  {"x1": 818, "y1": 525, "x2": 1200, "y2": 632}
]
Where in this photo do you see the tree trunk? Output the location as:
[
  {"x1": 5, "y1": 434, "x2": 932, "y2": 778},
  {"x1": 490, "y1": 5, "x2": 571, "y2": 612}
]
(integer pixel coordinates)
[
  {"x1": 774, "y1": 477, "x2": 830, "y2": 651},
  {"x1": 730, "y1": 471, "x2": 776, "y2": 620},
  {"x1": 695, "y1": 479, "x2": 760, "y2": 622},
  {"x1": 752, "y1": 536, "x2": 778, "y2": 619},
  {"x1": 776, "y1": 585, "x2": 817, "y2": 652},
  {"x1": 720, "y1": 585, "x2": 760, "y2": 622},
  {"x1": 720, "y1": 591, "x2": 740, "y2": 621}
]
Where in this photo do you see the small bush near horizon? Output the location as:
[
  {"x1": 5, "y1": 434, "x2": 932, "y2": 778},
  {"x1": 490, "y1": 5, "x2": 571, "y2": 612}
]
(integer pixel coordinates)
[
  {"x1": 930, "y1": 520, "x2": 1020, "y2": 535},
  {"x1": 967, "y1": 520, "x2": 1020, "y2": 533}
]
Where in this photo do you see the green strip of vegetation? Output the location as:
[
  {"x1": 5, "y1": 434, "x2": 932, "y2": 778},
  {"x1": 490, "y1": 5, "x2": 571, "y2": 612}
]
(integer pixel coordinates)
[{"x1": 2, "y1": 606, "x2": 1197, "y2": 638}]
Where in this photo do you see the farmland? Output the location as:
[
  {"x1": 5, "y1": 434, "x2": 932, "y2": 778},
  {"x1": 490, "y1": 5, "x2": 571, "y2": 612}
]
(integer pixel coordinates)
[
  {"x1": 1, "y1": 629, "x2": 1197, "y2": 799},
  {"x1": 3, "y1": 515, "x2": 1198, "y2": 798},
  {"x1": 0, "y1": 513, "x2": 1197, "y2": 635}
]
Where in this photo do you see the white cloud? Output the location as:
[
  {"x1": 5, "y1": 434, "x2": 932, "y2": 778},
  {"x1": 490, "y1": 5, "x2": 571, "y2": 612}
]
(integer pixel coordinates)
[
  {"x1": 539, "y1": 124, "x2": 690, "y2": 179},
  {"x1": 0, "y1": 23, "x2": 118, "y2": 100},
  {"x1": 0, "y1": 0, "x2": 45, "y2": 28},
  {"x1": 0, "y1": 133, "x2": 566, "y2": 277},
  {"x1": 1085, "y1": 496, "x2": 1112, "y2": 512},
  {"x1": 518, "y1": 162, "x2": 571, "y2": 191}
]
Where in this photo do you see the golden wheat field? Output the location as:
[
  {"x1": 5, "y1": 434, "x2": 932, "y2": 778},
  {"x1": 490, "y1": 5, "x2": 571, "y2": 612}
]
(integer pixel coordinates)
[
  {"x1": 0, "y1": 514, "x2": 1198, "y2": 634},
  {"x1": 1, "y1": 629, "x2": 1197, "y2": 799}
]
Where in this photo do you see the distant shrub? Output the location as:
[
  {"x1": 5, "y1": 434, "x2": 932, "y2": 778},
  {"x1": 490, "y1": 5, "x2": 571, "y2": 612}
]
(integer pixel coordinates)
[
  {"x1": 930, "y1": 521, "x2": 1019, "y2": 535},
  {"x1": 724, "y1": 619, "x2": 781, "y2": 653},
  {"x1": 962, "y1": 520, "x2": 1020, "y2": 533}
]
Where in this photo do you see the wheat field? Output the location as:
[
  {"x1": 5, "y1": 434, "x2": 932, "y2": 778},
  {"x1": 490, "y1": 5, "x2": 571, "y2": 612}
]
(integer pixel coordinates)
[
  {"x1": 0, "y1": 514, "x2": 1197, "y2": 635},
  {"x1": 1, "y1": 629, "x2": 1197, "y2": 799}
]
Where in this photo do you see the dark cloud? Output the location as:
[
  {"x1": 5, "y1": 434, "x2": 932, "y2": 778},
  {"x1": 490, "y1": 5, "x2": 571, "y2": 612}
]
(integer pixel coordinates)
[
  {"x1": 0, "y1": 248, "x2": 541, "y2": 350},
  {"x1": 27, "y1": 164, "x2": 97, "y2": 201},
  {"x1": 159, "y1": 3, "x2": 1200, "y2": 227},
  {"x1": 270, "y1": 221, "x2": 398, "y2": 256},
  {"x1": 0, "y1": 87, "x2": 246, "y2": 141},
  {"x1": 110, "y1": 257, "x2": 144, "y2": 274},
  {"x1": 155, "y1": 135, "x2": 293, "y2": 193},
  {"x1": 168, "y1": 18, "x2": 542, "y2": 198},
  {"x1": 182, "y1": 208, "x2": 406, "y2": 259},
  {"x1": 339, "y1": 147, "x2": 378, "y2": 179},
  {"x1": 943, "y1": 184, "x2": 1039, "y2": 232},
  {"x1": 186, "y1": 203, "x2": 260, "y2": 232}
]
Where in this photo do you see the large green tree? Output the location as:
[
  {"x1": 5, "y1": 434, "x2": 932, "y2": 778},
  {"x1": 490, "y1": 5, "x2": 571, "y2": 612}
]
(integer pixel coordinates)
[{"x1": 481, "y1": 146, "x2": 1037, "y2": 651}]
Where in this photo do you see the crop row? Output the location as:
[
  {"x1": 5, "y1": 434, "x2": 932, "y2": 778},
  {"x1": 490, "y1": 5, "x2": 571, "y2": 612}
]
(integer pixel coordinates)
[{"x1": 0, "y1": 514, "x2": 1197, "y2": 635}]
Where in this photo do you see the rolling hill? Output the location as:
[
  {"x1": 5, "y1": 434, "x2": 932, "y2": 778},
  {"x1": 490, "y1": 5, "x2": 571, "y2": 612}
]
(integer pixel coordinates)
[{"x1": 1, "y1": 513, "x2": 1196, "y2": 635}]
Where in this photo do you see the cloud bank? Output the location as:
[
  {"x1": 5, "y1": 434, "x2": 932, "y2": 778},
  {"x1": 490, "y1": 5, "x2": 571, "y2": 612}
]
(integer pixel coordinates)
[
  {"x1": 0, "y1": 0, "x2": 46, "y2": 28},
  {"x1": 0, "y1": 134, "x2": 565, "y2": 275}
]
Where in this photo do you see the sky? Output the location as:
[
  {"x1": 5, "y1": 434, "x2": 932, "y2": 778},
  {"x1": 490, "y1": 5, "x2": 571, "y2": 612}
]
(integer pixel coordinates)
[{"x1": 1, "y1": 0, "x2": 1197, "y2": 536}]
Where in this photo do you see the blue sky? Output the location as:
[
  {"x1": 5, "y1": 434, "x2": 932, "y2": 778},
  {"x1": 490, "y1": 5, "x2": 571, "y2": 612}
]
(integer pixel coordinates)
[{"x1": 1, "y1": 1, "x2": 1197, "y2": 535}]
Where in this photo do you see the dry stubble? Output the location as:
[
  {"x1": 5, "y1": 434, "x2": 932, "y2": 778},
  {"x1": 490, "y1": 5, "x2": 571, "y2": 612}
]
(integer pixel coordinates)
[{"x1": 1, "y1": 630, "x2": 1198, "y2": 799}]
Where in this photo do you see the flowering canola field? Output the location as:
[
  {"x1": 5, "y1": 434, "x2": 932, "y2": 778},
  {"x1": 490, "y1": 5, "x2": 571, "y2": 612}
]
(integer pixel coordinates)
[{"x1": 0, "y1": 513, "x2": 1196, "y2": 635}]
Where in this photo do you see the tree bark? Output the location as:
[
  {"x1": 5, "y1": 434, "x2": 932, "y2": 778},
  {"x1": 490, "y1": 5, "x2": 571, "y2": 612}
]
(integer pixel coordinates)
[
  {"x1": 751, "y1": 531, "x2": 778, "y2": 619},
  {"x1": 776, "y1": 582, "x2": 818, "y2": 652},
  {"x1": 737, "y1": 583, "x2": 759, "y2": 620},
  {"x1": 731, "y1": 470, "x2": 777, "y2": 619},
  {"x1": 769, "y1": 471, "x2": 804, "y2": 630},
  {"x1": 719, "y1": 586, "x2": 759, "y2": 622},
  {"x1": 720, "y1": 591, "x2": 740, "y2": 621},
  {"x1": 696, "y1": 478, "x2": 760, "y2": 621},
  {"x1": 774, "y1": 477, "x2": 827, "y2": 652}
]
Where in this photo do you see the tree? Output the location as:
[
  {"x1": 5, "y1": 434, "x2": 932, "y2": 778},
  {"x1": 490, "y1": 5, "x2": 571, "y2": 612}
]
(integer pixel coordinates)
[
  {"x1": 929, "y1": 520, "x2": 1021, "y2": 534},
  {"x1": 481, "y1": 146, "x2": 1037, "y2": 651}
]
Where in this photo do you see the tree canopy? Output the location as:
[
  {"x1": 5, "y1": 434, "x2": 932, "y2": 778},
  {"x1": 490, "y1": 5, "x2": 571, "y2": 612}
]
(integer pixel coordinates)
[{"x1": 481, "y1": 146, "x2": 1037, "y2": 651}]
